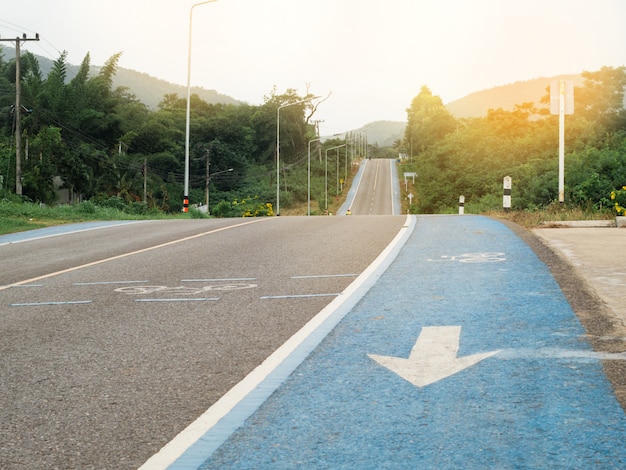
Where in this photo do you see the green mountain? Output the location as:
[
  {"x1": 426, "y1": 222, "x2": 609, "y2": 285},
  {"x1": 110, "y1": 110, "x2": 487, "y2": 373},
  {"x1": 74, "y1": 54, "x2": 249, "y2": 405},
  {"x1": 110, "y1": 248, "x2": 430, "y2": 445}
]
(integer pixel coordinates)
[
  {"x1": 1, "y1": 46, "x2": 240, "y2": 108},
  {"x1": 348, "y1": 120, "x2": 406, "y2": 147}
]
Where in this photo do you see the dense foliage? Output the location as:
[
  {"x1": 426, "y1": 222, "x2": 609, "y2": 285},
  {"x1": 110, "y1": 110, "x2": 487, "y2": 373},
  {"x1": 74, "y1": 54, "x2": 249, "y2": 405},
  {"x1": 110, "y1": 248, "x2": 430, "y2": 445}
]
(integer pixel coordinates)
[
  {"x1": 1, "y1": 48, "x2": 337, "y2": 215},
  {"x1": 401, "y1": 67, "x2": 626, "y2": 215}
]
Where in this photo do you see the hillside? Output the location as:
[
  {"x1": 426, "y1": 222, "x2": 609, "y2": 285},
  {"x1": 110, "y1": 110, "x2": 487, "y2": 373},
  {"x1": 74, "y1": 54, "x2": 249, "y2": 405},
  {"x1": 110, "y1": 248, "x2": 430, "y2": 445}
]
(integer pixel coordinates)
[
  {"x1": 110, "y1": 67, "x2": 241, "y2": 109},
  {"x1": 355, "y1": 74, "x2": 597, "y2": 145},
  {"x1": 1, "y1": 46, "x2": 240, "y2": 108},
  {"x1": 2, "y1": 46, "x2": 617, "y2": 142},
  {"x1": 445, "y1": 74, "x2": 584, "y2": 118},
  {"x1": 351, "y1": 120, "x2": 405, "y2": 147}
]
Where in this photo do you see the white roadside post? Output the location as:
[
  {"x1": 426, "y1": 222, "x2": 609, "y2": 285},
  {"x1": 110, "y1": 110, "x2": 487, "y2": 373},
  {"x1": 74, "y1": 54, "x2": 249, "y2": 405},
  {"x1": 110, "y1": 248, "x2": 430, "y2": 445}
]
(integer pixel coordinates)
[
  {"x1": 459, "y1": 195, "x2": 465, "y2": 215},
  {"x1": 503, "y1": 176, "x2": 512, "y2": 212}
]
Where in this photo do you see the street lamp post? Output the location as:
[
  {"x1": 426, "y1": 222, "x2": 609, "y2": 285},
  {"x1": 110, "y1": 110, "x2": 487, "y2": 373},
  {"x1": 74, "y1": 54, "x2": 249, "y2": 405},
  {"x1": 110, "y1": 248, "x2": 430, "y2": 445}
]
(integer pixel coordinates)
[
  {"x1": 307, "y1": 137, "x2": 321, "y2": 216},
  {"x1": 324, "y1": 144, "x2": 346, "y2": 212},
  {"x1": 276, "y1": 96, "x2": 319, "y2": 216},
  {"x1": 206, "y1": 167, "x2": 233, "y2": 214},
  {"x1": 183, "y1": 0, "x2": 218, "y2": 213}
]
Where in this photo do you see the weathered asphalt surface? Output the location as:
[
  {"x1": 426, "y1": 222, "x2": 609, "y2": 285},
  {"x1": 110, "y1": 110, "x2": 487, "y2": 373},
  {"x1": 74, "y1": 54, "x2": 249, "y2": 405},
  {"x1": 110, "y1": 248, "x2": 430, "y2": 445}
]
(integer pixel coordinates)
[
  {"x1": 157, "y1": 215, "x2": 626, "y2": 469},
  {"x1": 0, "y1": 216, "x2": 406, "y2": 469},
  {"x1": 2, "y1": 212, "x2": 625, "y2": 469}
]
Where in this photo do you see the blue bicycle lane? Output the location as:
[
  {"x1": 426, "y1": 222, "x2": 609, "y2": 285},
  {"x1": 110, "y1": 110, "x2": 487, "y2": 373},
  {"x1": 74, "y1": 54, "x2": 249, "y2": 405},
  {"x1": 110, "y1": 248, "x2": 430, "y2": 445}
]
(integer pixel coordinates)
[{"x1": 171, "y1": 215, "x2": 626, "y2": 469}]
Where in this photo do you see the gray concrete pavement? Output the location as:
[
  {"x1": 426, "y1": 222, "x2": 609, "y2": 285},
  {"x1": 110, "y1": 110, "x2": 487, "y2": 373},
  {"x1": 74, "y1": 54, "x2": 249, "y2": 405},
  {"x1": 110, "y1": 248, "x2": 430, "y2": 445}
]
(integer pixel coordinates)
[{"x1": 532, "y1": 225, "x2": 626, "y2": 333}]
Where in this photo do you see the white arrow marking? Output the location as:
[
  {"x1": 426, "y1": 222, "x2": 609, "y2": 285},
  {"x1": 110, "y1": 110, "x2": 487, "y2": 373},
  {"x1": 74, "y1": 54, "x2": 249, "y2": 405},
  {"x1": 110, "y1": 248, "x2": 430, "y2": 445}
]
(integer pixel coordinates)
[{"x1": 368, "y1": 326, "x2": 500, "y2": 387}]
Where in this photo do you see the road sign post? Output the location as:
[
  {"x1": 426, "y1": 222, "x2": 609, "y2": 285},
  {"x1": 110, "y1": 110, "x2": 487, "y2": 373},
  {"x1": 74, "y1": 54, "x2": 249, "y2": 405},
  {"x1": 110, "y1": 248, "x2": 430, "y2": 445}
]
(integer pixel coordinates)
[{"x1": 550, "y1": 80, "x2": 574, "y2": 203}]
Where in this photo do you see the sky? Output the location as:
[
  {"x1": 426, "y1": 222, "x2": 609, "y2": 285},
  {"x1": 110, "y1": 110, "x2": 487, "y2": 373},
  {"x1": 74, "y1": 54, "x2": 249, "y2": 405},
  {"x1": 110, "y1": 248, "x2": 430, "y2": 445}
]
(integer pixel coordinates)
[{"x1": 2, "y1": 0, "x2": 626, "y2": 134}]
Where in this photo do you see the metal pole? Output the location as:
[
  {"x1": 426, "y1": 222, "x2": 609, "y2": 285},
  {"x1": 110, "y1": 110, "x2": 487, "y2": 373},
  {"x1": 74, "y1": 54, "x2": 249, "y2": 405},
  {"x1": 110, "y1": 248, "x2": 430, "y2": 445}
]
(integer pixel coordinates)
[
  {"x1": 325, "y1": 148, "x2": 328, "y2": 211},
  {"x1": 276, "y1": 106, "x2": 281, "y2": 215},
  {"x1": 324, "y1": 144, "x2": 346, "y2": 212},
  {"x1": 184, "y1": 1, "x2": 218, "y2": 212},
  {"x1": 558, "y1": 80, "x2": 565, "y2": 203},
  {"x1": 276, "y1": 97, "x2": 317, "y2": 216},
  {"x1": 308, "y1": 137, "x2": 321, "y2": 216}
]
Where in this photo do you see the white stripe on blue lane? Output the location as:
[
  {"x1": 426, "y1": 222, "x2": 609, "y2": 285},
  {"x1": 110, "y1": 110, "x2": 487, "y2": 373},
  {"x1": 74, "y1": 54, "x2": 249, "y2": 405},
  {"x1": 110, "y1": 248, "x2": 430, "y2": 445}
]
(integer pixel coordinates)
[
  {"x1": 140, "y1": 215, "x2": 416, "y2": 469},
  {"x1": 193, "y1": 215, "x2": 626, "y2": 469}
]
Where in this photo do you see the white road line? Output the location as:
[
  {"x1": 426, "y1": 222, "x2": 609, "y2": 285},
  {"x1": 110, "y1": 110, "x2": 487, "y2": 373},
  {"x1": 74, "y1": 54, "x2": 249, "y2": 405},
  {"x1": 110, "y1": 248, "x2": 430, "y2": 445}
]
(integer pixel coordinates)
[
  {"x1": 291, "y1": 274, "x2": 358, "y2": 279},
  {"x1": 0, "y1": 219, "x2": 269, "y2": 292},
  {"x1": 260, "y1": 293, "x2": 341, "y2": 299},
  {"x1": 74, "y1": 280, "x2": 149, "y2": 286},
  {"x1": 134, "y1": 298, "x2": 219, "y2": 303},
  {"x1": 389, "y1": 160, "x2": 396, "y2": 215},
  {"x1": 138, "y1": 214, "x2": 416, "y2": 470},
  {"x1": 0, "y1": 221, "x2": 145, "y2": 246},
  {"x1": 10, "y1": 300, "x2": 92, "y2": 307},
  {"x1": 180, "y1": 278, "x2": 257, "y2": 282}
]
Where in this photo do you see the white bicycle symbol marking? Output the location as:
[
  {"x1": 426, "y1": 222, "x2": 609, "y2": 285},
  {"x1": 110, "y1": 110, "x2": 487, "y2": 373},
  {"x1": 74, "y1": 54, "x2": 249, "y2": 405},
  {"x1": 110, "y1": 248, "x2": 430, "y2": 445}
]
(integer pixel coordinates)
[
  {"x1": 434, "y1": 252, "x2": 507, "y2": 263},
  {"x1": 115, "y1": 283, "x2": 257, "y2": 295}
]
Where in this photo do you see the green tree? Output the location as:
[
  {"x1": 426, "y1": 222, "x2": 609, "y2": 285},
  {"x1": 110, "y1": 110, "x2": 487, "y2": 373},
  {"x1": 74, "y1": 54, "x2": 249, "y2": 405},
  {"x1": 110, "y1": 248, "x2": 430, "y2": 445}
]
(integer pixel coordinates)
[{"x1": 405, "y1": 86, "x2": 457, "y2": 154}]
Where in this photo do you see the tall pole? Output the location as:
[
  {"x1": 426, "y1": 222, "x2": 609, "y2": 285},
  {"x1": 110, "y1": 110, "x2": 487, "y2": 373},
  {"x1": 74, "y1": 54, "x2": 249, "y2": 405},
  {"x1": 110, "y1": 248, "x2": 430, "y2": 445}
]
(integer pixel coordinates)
[
  {"x1": 207, "y1": 167, "x2": 232, "y2": 214},
  {"x1": 184, "y1": 1, "x2": 217, "y2": 213},
  {"x1": 1, "y1": 34, "x2": 40, "y2": 195},
  {"x1": 14, "y1": 40, "x2": 22, "y2": 196},
  {"x1": 276, "y1": 95, "x2": 319, "y2": 215},
  {"x1": 307, "y1": 137, "x2": 321, "y2": 216},
  {"x1": 205, "y1": 148, "x2": 210, "y2": 207},
  {"x1": 558, "y1": 80, "x2": 565, "y2": 204},
  {"x1": 324, "y1": 144, "x2": 346, "y2": 212}
]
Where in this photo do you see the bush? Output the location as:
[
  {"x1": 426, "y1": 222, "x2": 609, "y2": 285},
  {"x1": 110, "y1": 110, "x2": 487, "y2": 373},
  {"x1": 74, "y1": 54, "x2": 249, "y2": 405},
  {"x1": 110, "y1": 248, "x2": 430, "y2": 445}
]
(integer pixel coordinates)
[
  {"x1": 189, "y1": 207, "x2": 208, "y2": 218},
  {"x1": 77, "y1": 200, "x2": 97, "y2": 215},
  {"x1": 211, "y1": 196, "x2": 274, "y2": 218},
  {"x1": 611, "y1": 186, "x2": 626, "y2": 215}
]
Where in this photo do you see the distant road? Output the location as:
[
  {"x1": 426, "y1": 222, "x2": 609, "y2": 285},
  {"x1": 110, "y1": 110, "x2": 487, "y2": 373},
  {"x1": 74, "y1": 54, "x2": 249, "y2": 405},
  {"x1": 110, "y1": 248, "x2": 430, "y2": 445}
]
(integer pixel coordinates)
[{"x1": 349, "y1": 159, "x2": 396, "y2": 215}]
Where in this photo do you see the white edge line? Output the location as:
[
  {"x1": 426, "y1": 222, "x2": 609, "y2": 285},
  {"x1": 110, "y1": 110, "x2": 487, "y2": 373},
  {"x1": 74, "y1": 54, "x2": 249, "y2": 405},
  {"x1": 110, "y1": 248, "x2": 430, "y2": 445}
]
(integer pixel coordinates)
[
  {"x1": 134, "y1": 298, "x2": 219, "y2": 303},
  {"x1": 180, "y1": 278, "x2": 257, "y2": 282},
  {"x1": 74, "y1": 280, "x2": 149, "y2": 286},
  {"x1": 0, "y1": 218, "x2": 269, "y2": 292},
  {"x1": 291, "y1": 274, "x2": 358, "y2": 279},
  {"x1": 346, "y1": 159, "x2": 365, "y2": 213},
  {"x1": 389, "y1": 159, "x2": 395, "y2": 215},
  {"x1": 0, "y1": 221, "x2": 146, "y2": 246},
  {"x1": 138, "y1": 214, "x2": 416, "y2": 470},
  {"x1": 260, "y1": 293, "x2": 341, "y2": 299},
  {"x1": 10, "y1": 300, "x2": 92, "y2": 307}
]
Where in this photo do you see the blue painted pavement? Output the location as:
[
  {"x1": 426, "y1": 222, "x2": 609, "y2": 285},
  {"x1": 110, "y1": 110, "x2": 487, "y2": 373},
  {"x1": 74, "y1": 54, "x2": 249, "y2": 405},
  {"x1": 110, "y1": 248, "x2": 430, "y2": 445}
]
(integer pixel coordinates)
[{"x1": 182, "y1": 215, "x2": 626, "y2": 468}]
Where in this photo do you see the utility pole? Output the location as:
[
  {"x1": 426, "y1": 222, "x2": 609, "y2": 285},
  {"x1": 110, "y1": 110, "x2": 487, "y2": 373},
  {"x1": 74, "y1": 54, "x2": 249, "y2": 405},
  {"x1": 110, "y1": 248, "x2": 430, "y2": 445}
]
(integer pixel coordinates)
[
  {"x1": 311, "y1": 119, "x2": 324, "y2": 163},
  {"x1": 1, "y1": 33, "x2": 40, "y2": 195}
]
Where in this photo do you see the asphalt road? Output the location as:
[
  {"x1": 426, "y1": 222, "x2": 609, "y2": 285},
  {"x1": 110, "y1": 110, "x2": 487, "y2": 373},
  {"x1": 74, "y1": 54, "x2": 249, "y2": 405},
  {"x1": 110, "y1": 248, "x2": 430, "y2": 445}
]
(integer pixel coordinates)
[
  {"x1": 349, "y1": 159, "x2": 395, "y2": 215},
  {"x1": 0, "y1": 216, "x2": 406, "y2": 469},
  {"x1": 187, "y1": 215, "x2": 626, "y2": 469}
]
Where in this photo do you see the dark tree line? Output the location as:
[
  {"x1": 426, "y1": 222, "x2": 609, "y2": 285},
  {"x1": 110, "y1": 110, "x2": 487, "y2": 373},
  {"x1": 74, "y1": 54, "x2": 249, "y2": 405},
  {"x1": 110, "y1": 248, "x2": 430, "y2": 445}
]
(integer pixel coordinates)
[{"x1": 0, "y1": 49, "x2": 321, "y2": 212}]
